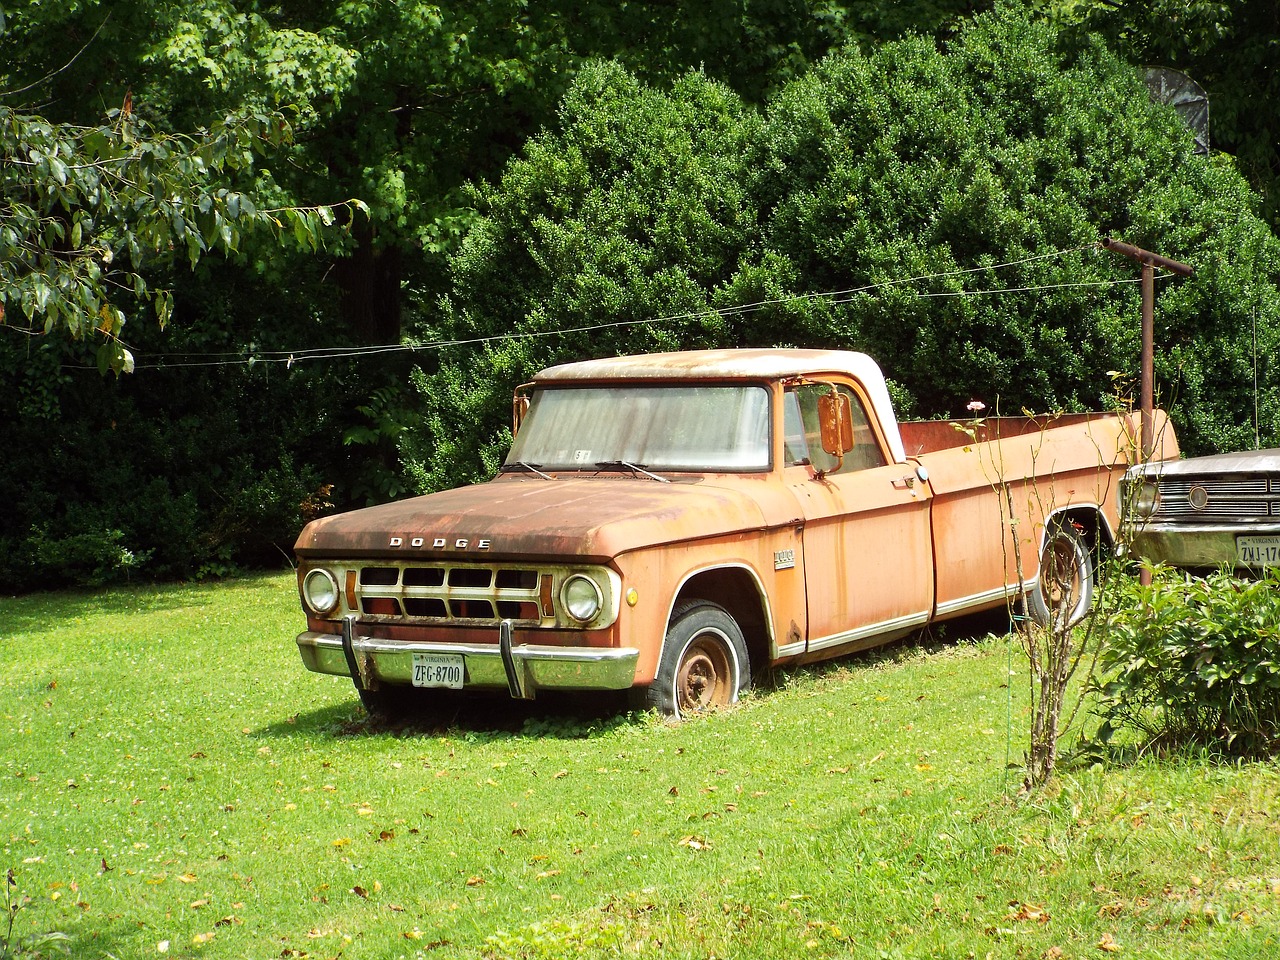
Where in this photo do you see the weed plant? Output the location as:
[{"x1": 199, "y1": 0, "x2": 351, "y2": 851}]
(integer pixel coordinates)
[{"x1": 2, "y1": 575, "x2": 1279, "y2": 958}]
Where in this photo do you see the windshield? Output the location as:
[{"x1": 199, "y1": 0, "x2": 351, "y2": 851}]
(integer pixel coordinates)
[{"x1": 506, "y1": 384, "x2": 771, "y2": 472}]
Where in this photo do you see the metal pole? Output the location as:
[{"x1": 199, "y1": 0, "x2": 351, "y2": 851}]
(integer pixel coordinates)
[
  {"x1": 1100, "y1": 237, "x2": 1194, "y2": 464},
  {"x1": 1141, "y1": 260, "x2": 1154, "y2": 461},
  {"x1": 1101, "y1": 238, "x2": 1194, "y2": 590}
]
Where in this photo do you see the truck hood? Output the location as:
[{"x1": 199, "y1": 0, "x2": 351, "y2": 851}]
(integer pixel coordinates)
[
  {"x1": 295, "y1": 475, "x2": 801, "y2": 561},
  {"x1": 1128, "y1": 448, "x2": 1280, "y2": 479}
]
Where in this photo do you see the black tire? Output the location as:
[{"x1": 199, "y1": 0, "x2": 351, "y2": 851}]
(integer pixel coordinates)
[
  {"x1": 647, "y1": 601, "x2": 751, "y2": 719},
  {"x1": 1026, "y1": 521, "x2": 1095, "y2": 629},
  {"x1": 355, "y1": 684, "x2": 416, "y2": 723}
]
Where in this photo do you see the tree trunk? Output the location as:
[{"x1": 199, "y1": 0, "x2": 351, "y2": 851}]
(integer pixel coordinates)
[{"x1": 333, "y1": 219, "x2": 402, "y2": 344}]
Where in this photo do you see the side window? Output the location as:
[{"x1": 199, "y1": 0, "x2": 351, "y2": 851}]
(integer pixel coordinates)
[{"x1": 783, "y1": 384, "x2": 887, "y2": 474}]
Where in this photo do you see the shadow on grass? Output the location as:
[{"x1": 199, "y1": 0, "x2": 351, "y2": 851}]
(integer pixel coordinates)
[
  {"x1": 755, "y1": 606, "x2": 1014, "y2": 694},
  {"x1": 1, "y1": 580, "x2": 220, "y2": 638},
  {"x1": 262, "y1": 608, "x2": 1017, "y2": 743},
  {"x1": 259, "y1": 690, "x2": 648, "y2": 742}
]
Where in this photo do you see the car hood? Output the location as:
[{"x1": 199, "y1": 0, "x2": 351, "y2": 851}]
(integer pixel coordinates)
[
  {"x1": 1129, "y1": 448, "x2": 1280, "y2": 479},
  {"x1": 295, "y1": 475, "x2": 802, "y2": 561}
]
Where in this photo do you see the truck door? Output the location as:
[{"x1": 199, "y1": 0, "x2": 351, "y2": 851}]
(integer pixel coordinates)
[{"x1": 782, "y1": 382, "x2": 934, "y2": 653}]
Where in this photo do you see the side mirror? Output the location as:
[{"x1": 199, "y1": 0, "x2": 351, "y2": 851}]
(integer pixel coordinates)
[
  {"x1": 818, "y1": 389, "x2": 854, "y2": 461},
  {"x1": 512, "y1": 388, "x2": 532, "y2": 436}
]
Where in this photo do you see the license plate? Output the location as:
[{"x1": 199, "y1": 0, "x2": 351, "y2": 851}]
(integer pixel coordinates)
[
  {"x1": 412, "y1": 653, "x2": 464, "y2": 689},
  {"x1": 1237, "y1": 535, "x2": 1280, "y2": 566}
]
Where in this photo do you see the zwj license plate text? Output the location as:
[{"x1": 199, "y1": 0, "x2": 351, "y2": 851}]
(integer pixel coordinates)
[
  {"x1": 412, "y1": 653, "x2": 464, "y2": 689},
  {"x1": 1237, "y1": 536, "x2": 1280, "y2": 566}
]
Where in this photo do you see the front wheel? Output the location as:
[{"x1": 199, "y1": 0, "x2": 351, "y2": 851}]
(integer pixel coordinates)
[
  {"x1": 1026, "y1": 521, "x2": 1094, "y2": 629},
  {"x1": 356, "y1": 684, "x2": 417, "y2": 723},
  {"x1": 647, "y1": 601, "x2": 751, "y2": 719}
]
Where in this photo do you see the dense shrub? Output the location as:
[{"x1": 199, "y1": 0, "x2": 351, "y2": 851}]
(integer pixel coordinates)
[
  {"x1": 404, "y1": 8, "x2": 1280, "y2": 492},
  {"x1": 0, "y1": 260, "x2": 404, "y2": 591},
  {"x1": 1093, "y1": 567, "x2": 1280, "y2": 756},
  {"x1": 404, "y1": 63, "x2": 766, "y2": 490}
]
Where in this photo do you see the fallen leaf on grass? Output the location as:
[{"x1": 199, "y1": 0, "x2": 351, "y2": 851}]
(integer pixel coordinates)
[
  {"x1": 465, "y1": 875, "x2": 485, "y2": 887},
  {"x1": 191, "y1": 931, "x2": 215, "y2": 946},
  {"x1": 1009, "y1": 902, "x2": 1049, "y2": 923},
  {"x1": 189, "y1": 899, "x2": 208, "y2": 910},
  {"x1": 1097, "y1": 933, "x2": 1121, "y2": 952},
  {"x1": 352, "y1": 886, "x2": 369, "y2": 899},
  {"x1": 678, "y1": 836, "x2": 711, "y2": 851},
  {"x1": 178, "y1": 873, "x2": 197, "y2": 883}
]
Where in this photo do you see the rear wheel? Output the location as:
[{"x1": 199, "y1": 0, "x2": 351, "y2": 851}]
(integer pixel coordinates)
[
  {"x1": 1026, "y1": 521, "x2": 1094, "y2": 629},
  {"x1": 647, "y1": 601, "x2": 750, "y2": 719}
]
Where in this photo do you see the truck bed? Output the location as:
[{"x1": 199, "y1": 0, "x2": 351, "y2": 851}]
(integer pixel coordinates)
[{"x1": 899, "y1": 412, "x2": 1134, "y2": 457}]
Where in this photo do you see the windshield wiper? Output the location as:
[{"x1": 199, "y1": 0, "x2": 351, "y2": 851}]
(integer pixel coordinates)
[
  {"x1": 594, "y1": 460, "x2": 670, "y2": 483},
  {"x1": 504, "y1": 461, "x2": 555, "y2": 480}
]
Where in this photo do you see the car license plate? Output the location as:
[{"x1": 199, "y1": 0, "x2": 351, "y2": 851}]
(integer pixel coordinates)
[
  {"x1": 1237, "y1": 535, "x2": 1280, "y2": 566},
  {"x1": 412, "y1": 653, "x2": 464, "y2": 689}
]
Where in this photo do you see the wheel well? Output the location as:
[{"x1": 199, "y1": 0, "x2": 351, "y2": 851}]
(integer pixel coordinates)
[
  {"x1": 1048, "y1": 506, "x2": 1113, "y2": 559},
  {"x1": 674, "y1": 568, "x2": 770, "y2": 676}
]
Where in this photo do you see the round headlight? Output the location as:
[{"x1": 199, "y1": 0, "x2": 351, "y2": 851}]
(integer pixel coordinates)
[
  {"x1": 562, "y1": 574, "x2": 603, "y2": 623},
  {"x1": 1188, "y1": 484, "x2": 1209, "y2": 511},
  {"x1": 1132, "y1": 482, "x2": 1160, "y2": 519},
  {"x1": 303, "y1": 568, "x2": 340, "y2": 615}
]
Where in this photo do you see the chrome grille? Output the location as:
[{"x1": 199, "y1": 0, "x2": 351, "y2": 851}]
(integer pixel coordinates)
[
  {"x1": 1154, "y1": 477, "x2": 1279, "y2": 521},
  {"x1": 355, "y1": 563, "x2": 548, "y2": 625}
]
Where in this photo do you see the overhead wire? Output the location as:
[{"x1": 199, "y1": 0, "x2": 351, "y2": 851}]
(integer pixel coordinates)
[{"x1": 36, "y1": 242, "x2": 1167, "y2": 371}]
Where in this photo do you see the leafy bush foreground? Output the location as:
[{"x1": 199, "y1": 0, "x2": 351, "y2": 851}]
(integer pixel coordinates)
[{"x1": 1095, "y1": 566, "x2": 1280, "y2": 756}]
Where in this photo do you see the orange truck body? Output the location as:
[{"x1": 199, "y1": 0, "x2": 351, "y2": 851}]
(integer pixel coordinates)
[{"x1": 293, "y1": 349, "x2": 1177, "y2": 714}]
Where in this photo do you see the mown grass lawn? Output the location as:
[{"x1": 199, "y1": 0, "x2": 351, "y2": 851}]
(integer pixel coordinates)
[{"x1": 3, "y1": 572, "x2": 1279, "y2": 959}]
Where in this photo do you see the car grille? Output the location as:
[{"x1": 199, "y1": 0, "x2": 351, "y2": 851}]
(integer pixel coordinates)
[
  {"x1": 351, "y1": 563, "x2": 552, "y2": 625},
  {"x1": 1152, "y1": 477, "x2": 1280, "y2": 521}
]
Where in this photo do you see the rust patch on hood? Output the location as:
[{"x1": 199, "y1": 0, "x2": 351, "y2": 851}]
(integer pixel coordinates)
[{"x1": 295, "y1": 476, "x2": 800, "y2": 561}]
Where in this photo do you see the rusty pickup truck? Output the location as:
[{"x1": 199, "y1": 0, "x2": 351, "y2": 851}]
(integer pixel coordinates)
[{"x1": 294, "y1": 349, "x2": 1177, "y2": 718}]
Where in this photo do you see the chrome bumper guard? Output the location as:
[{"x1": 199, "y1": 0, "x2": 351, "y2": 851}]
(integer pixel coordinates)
[
  {"x1": 1125, "y1": 523, "x2": 1280, "y2": 569},
  {"x1": 296, "y1": 622, "x2": 639, "y2": 699}
]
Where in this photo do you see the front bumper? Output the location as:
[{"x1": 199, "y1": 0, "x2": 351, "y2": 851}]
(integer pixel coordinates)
[
  {"x1": 296, "y1": 627, "x2": 639, "y2": 698},
  {"x1": 1124, "y1": 522, "x2": 1280, "y2": 570}
]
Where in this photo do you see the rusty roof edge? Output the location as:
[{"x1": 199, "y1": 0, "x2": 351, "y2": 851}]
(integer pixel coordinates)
[{"x1": 534, "y1": 348, "x2": 908, "y2": 464}]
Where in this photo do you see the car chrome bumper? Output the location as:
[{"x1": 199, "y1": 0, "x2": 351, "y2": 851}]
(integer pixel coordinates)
[
  {"x1": 1124, "y1": 522, "x2": 1280, "y2": 569},
  {"x1": 296, "y1": 628, "x2": 639, "y2": 697}
]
